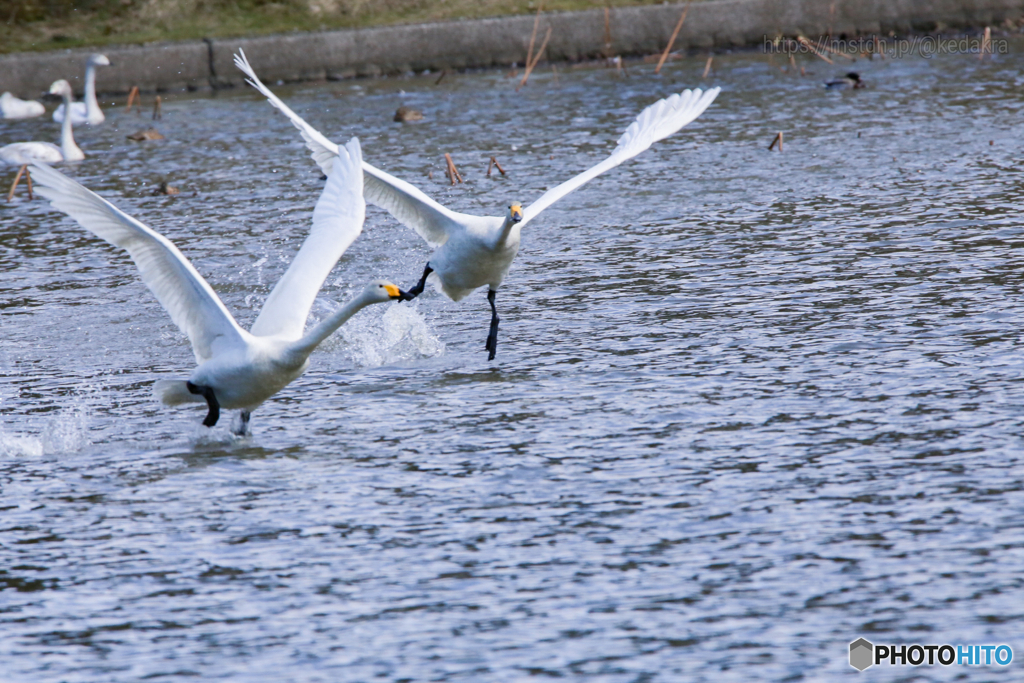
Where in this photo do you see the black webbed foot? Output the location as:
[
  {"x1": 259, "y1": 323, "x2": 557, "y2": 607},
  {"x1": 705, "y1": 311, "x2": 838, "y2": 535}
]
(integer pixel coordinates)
[
  {"x1": 406, "y1": 263, "x2": 434, "y2": 298},
  {"x1": 485, "y1": 289, "x2": 499, "y2": 361},
  {"x1": 187, "y1": 381, "x2": 220, "y2": 427}
]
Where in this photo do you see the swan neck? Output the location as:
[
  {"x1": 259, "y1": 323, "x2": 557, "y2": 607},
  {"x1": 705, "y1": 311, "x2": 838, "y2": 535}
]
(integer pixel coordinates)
[
  {"x1": 84, "y1": 64, "x2": 99, "y2": 117},
  {"x1": 494, "y1": 214, "x2": 518, "y2": 249},
  {"x1": 59, "y1": 91, "x2": 83, "y2": 161},
  {"x1": 288, "y1": 291, "x2": 373, "y2": 358}
]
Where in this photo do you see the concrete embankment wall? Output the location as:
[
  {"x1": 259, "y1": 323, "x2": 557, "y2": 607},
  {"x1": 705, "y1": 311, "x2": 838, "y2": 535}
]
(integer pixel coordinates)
[{"x1": 1, "y1": 0, "x2": 1022, "y2": 97}]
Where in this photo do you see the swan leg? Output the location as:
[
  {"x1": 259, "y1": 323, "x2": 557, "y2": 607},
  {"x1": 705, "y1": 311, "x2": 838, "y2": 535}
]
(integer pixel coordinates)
[
  {"x1": 7, "y1": 165, "x2": 26, "y2": 202},
  {"x1": 186, "y1": 381, "x2": 220, "y2": 427},
  {"x1": 233, "y1": 411, "x2": 251, "y2": 436},
  {"x1": 406, "y1": 263, "x2": 433, "y2": 298},
  {"x1": 485, "y1": 289, "x2": 500, "y2": 361}
]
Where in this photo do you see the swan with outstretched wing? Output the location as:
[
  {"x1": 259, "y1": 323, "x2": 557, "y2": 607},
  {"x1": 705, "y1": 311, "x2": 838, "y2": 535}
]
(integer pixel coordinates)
[
  {"x1": 235, "y1": 49, "x2": 719, "y2": 360},
  {"x1": 30, "y1": 138, "x2": 411, "y2": 434}
]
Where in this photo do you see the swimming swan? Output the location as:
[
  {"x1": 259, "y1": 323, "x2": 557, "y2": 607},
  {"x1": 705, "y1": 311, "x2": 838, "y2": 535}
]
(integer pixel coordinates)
[
  {"x1": 1, "y1": 80, "x2": 84, "y2": 201},
  {"x1": 235, "y1": 49, "x2": 720, "y2": 360},
  {"x1": 0, "y1": 91, "x2": 45, "y2": 119},
  {"x1": 29, "y1": 138, "x2": 412, "y2": 434},
  {"x1": 53, "y1": 54, "x2": 110, "y2": 125}
]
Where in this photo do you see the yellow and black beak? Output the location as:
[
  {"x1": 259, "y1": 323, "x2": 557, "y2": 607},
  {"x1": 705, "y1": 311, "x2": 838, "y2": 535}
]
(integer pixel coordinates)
[
  {"x1": 385, "y1": 283, "x2": 414, "y2": 301},
  {"x1": 510, "y1": 204, "x2": 523, "y2": 223}
]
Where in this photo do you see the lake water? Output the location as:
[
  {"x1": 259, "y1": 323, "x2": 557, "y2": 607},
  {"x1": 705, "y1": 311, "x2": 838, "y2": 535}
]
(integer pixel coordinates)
[{"x1": 2, "y1": 38, "x2": 1024, "y2": 682}]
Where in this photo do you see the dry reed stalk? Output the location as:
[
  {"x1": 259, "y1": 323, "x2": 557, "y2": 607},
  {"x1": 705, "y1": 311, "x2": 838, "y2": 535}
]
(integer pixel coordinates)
[
  {"x1": 874, "y1": 35, "x2": 885, "y2": 59},
  {"x1": 487, "y1": 156, "x2": 507, "y2": 177},
  {"x1": 603, "y1": 7, "x2": 612, "y2": 57},
  {"x1": 152, "y1": 95, "x2": 162, "y2": 121},
  {"x1": 435, "y1": 69, "x2": 447, "y2": 85},
  {"x1": 518, "y1": 25, "x2": 552, "y2": 90},
  {"x1": 125, "y1": 86, "x2": 140, "y2": 113},
  {"x1": 532, "y1": 26, "x2": 552, "y2": 71},
  {"x1": 524, "y1": 3, "x2": 543, "y2": 72},
  {"x1": 552, "y1": 63, "x2": 559, "y2": 85},
  {"x1": 768, "y1": 132, "x2": 783, "y2": 151},
  {"x1": 979, "y1": 26, "x2": 991, "y2": 59},
  {"x1": 445, "y1": 153, "x2": 464, "y2": 185},
  {"x1": 7, "y1": 165, "x2": 25, "y2": 202},
  {"x1": 702, "y1": 55, "x2": 713, "y2": 79},
  {"x1": 816, "y1": 39, "x2": 855, "y2": 60},
  {"x1": 445, "y1": 155, "x2": 455, "y2": 184},
  {"x1": 655, "y1": 2, "x2": 692, "y2": 74},
  {"x1": 797, "y1": 36, "x2": 833, "y2": 64}
]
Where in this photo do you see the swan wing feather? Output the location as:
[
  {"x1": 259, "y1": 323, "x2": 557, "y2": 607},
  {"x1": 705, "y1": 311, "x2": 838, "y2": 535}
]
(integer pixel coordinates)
[
  {"x1": 251, "y1": 138, "x2": 366, "y2": 338},
  {"x1": 29, "y1": 163, "x2": 246, "y2": 364},
  {"x1": 362, "y1": 162, "x2": 472, "y2": 248},
  {"x1": 235, "y1": 49, "x2": 470, "y2": 248},
  {"x1": 234, "y1": 49, "x2": 341, "y2": 175},
  {"x1": 521, "y1": 86, "x2": 720, "y2": 225}
]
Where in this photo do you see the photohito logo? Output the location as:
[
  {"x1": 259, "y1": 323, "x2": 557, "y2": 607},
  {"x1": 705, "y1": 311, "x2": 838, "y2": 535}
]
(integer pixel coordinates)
[{"x1": 849, "y1": 639, "x2": 1012, "y2": 671}]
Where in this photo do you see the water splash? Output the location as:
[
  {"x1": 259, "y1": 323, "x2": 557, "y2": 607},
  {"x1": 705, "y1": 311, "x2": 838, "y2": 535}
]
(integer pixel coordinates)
[
  {"x1": 41, "y1": 404, "x2": 90, "y2": 454},
  {"x1": 189, "y1": 423, "x2": 250, "y2": 448},
  {"x1": 332, "y1": 302, "x2": 445, "y2": 368},
  {"x1": 0, "y1": 431, "x2": 44, "y2": 458},
  {"x1": 0, "y1": 404, "x2": 90, "y2": 458}
]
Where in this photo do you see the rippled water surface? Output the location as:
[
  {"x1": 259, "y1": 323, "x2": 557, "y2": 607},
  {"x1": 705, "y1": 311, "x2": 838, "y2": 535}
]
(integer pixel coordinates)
[{"x1": 3, "y1": 41, "x2": 1024, "y2": 682}]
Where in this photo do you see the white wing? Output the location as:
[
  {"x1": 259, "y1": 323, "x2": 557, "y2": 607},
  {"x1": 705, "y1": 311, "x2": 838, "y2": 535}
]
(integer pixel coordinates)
[
  {"x1": 234, "y1": 49, "x2": 340, "y2": 175},
  {"x1": 250, "y1": 138, "x2": 366, "y2": 339},
  {"x1": 235, "y1": 49, "x2": 474, "y2": 248},
  {"x1": 521, "y1": 87, "x2": 721, "y2": 226},
  {"x1": 29, "y1": 163, "x2": 247, "y2": 364},
  {"x1": 361, "y1": 162, "x2": 472, "y2": 248}
]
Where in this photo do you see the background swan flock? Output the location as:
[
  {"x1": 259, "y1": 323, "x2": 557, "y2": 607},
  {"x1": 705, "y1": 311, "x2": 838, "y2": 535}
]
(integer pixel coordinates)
[{"x1": 12, "y1": 51, "x2": 721, "y2": 432}]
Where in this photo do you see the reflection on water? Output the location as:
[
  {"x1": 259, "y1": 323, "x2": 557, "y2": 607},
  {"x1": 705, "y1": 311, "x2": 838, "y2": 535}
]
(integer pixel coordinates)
[{"x1": 2, "y1": 41, "x2": 1024, "y2": 681}]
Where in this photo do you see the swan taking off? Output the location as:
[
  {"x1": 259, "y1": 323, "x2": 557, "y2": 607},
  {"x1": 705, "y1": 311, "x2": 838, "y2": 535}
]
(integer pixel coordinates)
[
  {"x1": 1, "y1": 80, "x2": 84, "y2": 201},
  {"x1": 29, "y1": 138, "x2": 412, "y2": 434},
  {"x1": 235, "y1": 49, "x2": 720, "y2": 360},
  {"x1": 53, "y1": 54, "x2": 110, "y2": 125},
  {"x1": 0, "y1": 92, "x2": 45, "y2": 119}
]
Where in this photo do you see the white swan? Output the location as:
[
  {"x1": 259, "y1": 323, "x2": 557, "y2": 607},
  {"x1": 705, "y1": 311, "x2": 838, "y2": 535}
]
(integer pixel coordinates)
[
  {"x1": 235, "y1": 49, "x2": 720, "y2": 360},
  {"x1": 53, "y1": 54, "x2": 110, "y2": 125},
  {"x1": 0, "y1": 91, "x2": 45, "y2": 119},
  {"x1": 1, "y1": 80, "x2": 84, "y2": 201},
  {"x1": 29, "y1": 138, "x2": 412, "y2": 434}
]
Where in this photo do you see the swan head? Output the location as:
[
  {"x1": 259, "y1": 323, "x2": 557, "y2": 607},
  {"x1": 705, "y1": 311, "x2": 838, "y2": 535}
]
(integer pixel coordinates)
[
  {"x1": 365, "y1": 279, "x2": 413, "y2": 303},
  {"x1": 88, "y1": 54, "x2": 111, "y2": 67},
  {"x1": 508, "y1": 202, "x2": 523, "y2": 223},
  {"x1": 48, "y1": 79, "x2": 73, "y2": 98}
]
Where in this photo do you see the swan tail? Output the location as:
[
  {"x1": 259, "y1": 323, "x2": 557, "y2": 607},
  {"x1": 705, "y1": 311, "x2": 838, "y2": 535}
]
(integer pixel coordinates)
[{"x1": 153, "y1": 379, "x2": 203, "y2": 406}]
